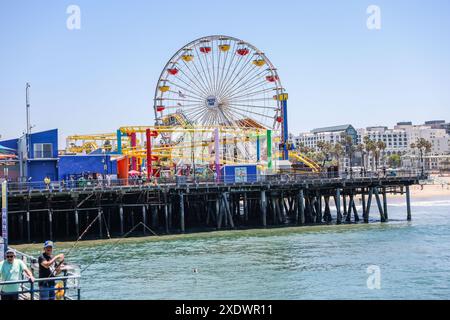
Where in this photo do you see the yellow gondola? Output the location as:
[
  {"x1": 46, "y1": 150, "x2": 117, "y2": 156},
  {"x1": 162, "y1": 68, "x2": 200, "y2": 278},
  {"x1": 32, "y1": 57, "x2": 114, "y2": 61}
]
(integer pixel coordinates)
[
  {"x1": 181, "y1": 55, "x2": 194, "y2": 62},
  {"x1": 159, "y1": 85, "x2": 170, "y2": 92},
  {"x1": 219, "y1": 44, "x2": 230, "y2": 52},
  {"x1": 252, "y1": 59, "x2": 266, "y2": 67}
]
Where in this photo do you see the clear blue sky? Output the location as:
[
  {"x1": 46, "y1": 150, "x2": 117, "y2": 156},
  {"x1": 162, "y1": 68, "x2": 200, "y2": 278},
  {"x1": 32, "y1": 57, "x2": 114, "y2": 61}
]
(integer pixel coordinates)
[{"x1": 1, "y1": 0, "x2": 450, "y2": 147}]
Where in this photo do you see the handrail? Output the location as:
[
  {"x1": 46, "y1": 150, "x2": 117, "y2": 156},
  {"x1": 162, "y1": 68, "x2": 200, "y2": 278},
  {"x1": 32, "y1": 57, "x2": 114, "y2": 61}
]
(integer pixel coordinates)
[
  {"x1": 0, "y1": 275, "x2": 80, "y2": 286},
  {"x1": 3, "y1": 171, "x2": 424, "y2": 194},
  {"x1": 0, "y1": 274, "x2": 81, "y2": 300}
]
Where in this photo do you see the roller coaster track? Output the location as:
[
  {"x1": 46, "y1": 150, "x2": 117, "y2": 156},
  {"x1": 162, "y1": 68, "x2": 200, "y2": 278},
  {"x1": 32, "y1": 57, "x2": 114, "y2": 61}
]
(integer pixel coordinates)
[{"x1": 288, "y1": 151, "x2": 321, "y2": 173}]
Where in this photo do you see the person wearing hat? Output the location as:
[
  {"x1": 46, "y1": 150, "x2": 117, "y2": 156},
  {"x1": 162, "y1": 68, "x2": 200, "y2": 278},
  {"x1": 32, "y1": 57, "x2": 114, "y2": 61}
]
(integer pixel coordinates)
[
  {"x1": 38, "y1": 241, "x2": 64, "y2": 300},
  {"x1": 0, "y1": 249, "x2": 35, "y2": 300}
]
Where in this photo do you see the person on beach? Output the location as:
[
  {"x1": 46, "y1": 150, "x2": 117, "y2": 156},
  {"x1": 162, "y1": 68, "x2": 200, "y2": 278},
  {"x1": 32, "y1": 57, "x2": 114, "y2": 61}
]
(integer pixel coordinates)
[
  {"x1": 0, "y1": 249, "x2": 35, "y2": 300},
  {"x1": 38, "y1": 241, "x2": 65, "y2": 300}
]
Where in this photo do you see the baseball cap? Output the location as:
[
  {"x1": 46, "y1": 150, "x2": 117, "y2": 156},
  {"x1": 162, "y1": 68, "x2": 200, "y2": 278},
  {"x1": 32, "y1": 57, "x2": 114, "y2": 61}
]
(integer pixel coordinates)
[
  {"x1": 43, "y1": 240, "x2": 54, "y2": 248},
  {"x1": 5, "y1": 249, "x2": 15, "y2": 256}
]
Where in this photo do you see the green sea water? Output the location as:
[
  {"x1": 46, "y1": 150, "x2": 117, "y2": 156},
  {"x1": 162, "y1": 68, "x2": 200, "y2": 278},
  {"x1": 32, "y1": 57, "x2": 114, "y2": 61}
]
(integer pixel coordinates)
[{"x1": 23, "y1": 197, "x2": 450, "y2": 299}]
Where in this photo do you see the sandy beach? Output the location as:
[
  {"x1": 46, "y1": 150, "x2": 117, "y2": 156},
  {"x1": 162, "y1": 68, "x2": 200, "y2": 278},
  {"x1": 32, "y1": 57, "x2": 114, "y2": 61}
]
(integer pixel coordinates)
[{"x1": 388, "y1": 175, "x2": 450, "y2": 201}]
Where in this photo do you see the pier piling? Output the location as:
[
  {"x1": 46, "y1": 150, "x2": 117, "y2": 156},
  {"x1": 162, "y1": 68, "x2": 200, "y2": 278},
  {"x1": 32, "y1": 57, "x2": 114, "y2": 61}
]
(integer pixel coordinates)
[{"x1": 4, "y1": 175, "x2": 419, "y2": 243}]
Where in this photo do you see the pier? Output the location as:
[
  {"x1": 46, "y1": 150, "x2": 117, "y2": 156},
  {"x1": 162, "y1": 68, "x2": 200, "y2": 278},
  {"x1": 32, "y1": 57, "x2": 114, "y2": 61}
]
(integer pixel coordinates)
[{"x1": 3, "y1": 173, "x2": 420, "y2": 244}]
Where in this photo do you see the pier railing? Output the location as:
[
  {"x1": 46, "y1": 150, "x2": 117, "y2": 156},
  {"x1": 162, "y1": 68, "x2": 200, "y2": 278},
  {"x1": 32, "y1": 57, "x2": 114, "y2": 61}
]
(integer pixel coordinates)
[
  {"x1": 0, "y1": 275, "x2": 81, "y2": 300},
  {"x1": 4, "y1": 170, "x2": 424, "y2": 193}
]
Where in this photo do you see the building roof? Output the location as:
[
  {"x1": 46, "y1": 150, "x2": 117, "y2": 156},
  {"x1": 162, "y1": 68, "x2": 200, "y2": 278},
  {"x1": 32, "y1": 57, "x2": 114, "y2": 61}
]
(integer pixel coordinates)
[{"x1": 311, "y1": 124, "x2": 354, "y2": 134}]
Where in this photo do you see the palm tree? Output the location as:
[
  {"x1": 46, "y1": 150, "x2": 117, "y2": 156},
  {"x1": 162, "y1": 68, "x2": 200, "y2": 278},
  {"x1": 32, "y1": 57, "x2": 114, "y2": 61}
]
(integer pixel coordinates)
[
  {"x1": 411, "y1": 138, "x2": 432, "y2": 175},
  {"x1": 331, "y1": 143, "x2": 345, "y2": 172},
  {"x1": 363, "y1": 137, "x2": 376, "y2": 171},
  {"x1": 356, "y1": 143, "x2": 365, "y2": 169},
  {"x1": 317, "y1": 141, "x2": 333, "y2": 167},
  {"x1": 376, "y1": 140, "x2": 387, "y2": 169}
]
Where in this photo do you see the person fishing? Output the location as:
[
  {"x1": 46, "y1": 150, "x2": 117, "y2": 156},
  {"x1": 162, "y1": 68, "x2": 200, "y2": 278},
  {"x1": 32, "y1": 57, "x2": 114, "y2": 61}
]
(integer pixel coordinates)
[
  {"x1": 0, "y1": 249, "x2": 35, "y2": 300},
  {"x1": 38, "y1": 241, "x2": 65, "y2": 300}
]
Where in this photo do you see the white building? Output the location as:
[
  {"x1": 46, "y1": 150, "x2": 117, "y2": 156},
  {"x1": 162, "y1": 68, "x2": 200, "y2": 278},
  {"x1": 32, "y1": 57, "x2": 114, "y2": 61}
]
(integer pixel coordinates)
[
  {"x1": 294, "y1": 121, "x2": 450, "y2": 171},
  {"x1": 395, "y1": 123, "x2": 450, "y2": 154},
  {"x1": 295, "y1": 125, "x2": 357, "y2": 152}
]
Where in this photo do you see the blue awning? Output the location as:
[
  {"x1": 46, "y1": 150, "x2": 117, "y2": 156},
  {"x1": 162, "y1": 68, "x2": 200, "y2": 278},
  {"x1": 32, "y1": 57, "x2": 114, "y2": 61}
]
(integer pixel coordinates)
[{"x1": 0, "y1": 144, "x2": 17, "y2": 154}]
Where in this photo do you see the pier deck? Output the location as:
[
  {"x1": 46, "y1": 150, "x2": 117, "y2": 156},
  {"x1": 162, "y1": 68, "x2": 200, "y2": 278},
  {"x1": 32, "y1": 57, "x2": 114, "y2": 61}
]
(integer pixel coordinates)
[{"x1": 4, "y1": 174, "x2": 420, "y2": 244}]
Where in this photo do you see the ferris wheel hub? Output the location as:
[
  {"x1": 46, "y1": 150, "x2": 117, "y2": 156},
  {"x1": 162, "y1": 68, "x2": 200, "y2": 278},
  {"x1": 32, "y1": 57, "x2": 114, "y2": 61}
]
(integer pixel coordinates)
[{"x1": 206, "y1": 95, "x2": 220, "y2": 110}]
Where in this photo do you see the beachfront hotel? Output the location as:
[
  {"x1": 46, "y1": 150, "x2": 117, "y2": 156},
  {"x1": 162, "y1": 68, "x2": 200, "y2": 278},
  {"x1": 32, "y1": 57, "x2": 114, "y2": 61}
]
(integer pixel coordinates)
[{"x1": 294, "y1": 121, "x2": 450, "y2": 171}]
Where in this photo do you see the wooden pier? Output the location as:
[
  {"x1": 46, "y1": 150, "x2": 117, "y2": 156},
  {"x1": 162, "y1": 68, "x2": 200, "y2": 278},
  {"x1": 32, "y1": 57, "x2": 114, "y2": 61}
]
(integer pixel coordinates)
[{"x1": 4, "y1": 175, "x2": 419, "y2": 244}]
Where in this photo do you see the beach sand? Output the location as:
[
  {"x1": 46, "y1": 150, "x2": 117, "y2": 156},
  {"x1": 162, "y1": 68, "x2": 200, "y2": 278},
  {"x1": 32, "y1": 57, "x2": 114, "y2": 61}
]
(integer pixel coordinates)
[{"x1": 389, "y1": 175, "x2": 450, "y2": 202}]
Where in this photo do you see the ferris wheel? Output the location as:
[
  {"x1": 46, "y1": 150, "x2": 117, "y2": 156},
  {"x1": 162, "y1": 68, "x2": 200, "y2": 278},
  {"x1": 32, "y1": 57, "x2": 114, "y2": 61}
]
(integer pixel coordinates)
[{"x1": 154, "y1": 35, "x2": 286, "y2": 131}]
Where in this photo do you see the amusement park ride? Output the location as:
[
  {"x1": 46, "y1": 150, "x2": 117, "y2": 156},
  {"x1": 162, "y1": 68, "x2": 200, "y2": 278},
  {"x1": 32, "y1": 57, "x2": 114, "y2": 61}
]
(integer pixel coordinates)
[{"x1": 65, "y1": 35, "x2": 320, "y2": 179}]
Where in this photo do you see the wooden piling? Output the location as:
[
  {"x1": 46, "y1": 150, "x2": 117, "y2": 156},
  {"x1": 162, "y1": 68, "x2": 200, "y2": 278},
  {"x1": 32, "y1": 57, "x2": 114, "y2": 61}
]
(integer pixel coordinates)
[
  {"x1": 260, "y1": 190, "x2": 267, "y2": 227},
  {"x1": 374, "y1": 188, "x2": 386, "y2": 222},
  {"x1": 119, "y1": 205, "x2": 124, "y2": 235},
  {"x1": 335, "y1": 189, "x2": 342, "y2": 224},
  {"x1": 382, "y1": 187, "x2": 388, "y2": 221},
  {"x1": 179, "y1": 193, "x2": 185, "y2": 233},
  {"x1": 142, "y1": 205, "x2": 147, "y2": 235},
  {"x1": 352, "y1": 195, "x2": 359, "y2": 222},
  {"x1": 98, "y1": 208, "x2": 103, "y2": 238},
  {"x1": 74, "y1": 209, "x2": 79, "y2": 238},
  {"x1": 406, "y1": 185, "x2": 412, "y2": 221},
  {"x1": 343, "y1": 193, "x2": 348, "y2": 217},
  {"x1": 26, "y1": 211, "x2": 31, "y2": 243},
  {"x1": 299, "y1": 189, "x2": 305, "y2": 225},
  {"x1": 47, "y1": 209, "x2": 53, "y2": 240},
  {"x1": 362, "y1": 191, "x2": 367, "y2": 223}
]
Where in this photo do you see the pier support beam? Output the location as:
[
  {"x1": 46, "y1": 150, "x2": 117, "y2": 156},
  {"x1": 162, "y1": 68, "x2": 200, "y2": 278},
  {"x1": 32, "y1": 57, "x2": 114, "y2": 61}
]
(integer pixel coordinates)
[
  {"x1": 324, "y1": 196, "x2": 332, "y2": 223},
  {"x1": 362, "y1": 191, "x2": 367, "y2": 223},
  {"x1": 48, "y1": 209, "x2": 53, "y2": 240},
  {"x1": 98, "y1": 209, "x2": 103, "y2": 238},
  {"x1": 119, "y1": 205, "x2": 124, "y2": 235},
  {"x1": 142, "y1": 205, "x2": 147, "y2": 235},
  {"x1": 260, "y1": 191, "x2": 267, "y2": 227},
  {"x1": 180, "y1": 193, "x2": 185, "y2": 233},
  {"x1": 382, "y1": 188, "x2": 388, "y2": 221},
  {"x1": 374, "y1": 188, "x2": 386, "y2": 222},
  {"x1": 74, "y1": 210, "x2": 79, "y2": 238},
  {"x1": 366, "y1": 188, "x2": 373, "y2": 223},
  {"x1": 406, "y1": 185, "x2": 412, "y2": 221},
  {"x1": 335, "y1": 189, "x2": 342, "y2": 224},
  {"x1": 298, "y1": 190, "x2": 305, "y2": 225},
  {"x1": 26, "y1": 211, "x2": 31, "y2": 243}
]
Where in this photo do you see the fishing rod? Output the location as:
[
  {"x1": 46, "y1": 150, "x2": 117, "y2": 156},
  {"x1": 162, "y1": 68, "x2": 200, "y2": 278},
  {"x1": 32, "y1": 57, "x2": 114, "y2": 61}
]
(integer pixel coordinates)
[
  {"x1": 81, "y1": 222, "x2": 158, "y2": 273},
  {"x1": 49, "y1": 214, "x2": 102, "y2": 278}
]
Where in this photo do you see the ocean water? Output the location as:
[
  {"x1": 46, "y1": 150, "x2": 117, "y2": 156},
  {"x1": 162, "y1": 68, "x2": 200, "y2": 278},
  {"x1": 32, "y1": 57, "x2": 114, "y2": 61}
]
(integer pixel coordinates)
[{"x1": 25, "y1": 197, "x2": 450, "y2": 300}]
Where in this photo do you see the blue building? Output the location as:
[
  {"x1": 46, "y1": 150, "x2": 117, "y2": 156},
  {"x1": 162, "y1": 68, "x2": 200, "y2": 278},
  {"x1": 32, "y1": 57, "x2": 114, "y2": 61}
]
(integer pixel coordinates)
[
  {"x1": 0, "y1": 129, "x2": 59, "y2": 182},
  {"x1": 1, "y1": 129, "x2": 120, "y2": 183},
  {"x1": 58, "y1": 155, "x2": 117, "y2": 181}
]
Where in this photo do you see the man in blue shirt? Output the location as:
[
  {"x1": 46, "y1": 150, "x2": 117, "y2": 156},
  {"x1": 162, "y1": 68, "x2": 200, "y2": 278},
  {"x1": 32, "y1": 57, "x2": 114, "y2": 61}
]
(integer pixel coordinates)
[{"x1": 0, "y1": 249, "x2": 35, "y2": 300}]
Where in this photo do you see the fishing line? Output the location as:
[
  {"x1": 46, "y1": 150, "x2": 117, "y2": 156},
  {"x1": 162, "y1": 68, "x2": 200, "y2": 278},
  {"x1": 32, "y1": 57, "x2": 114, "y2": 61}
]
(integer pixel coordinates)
[
  {"x1": 102, "y1": 212, "x2": 112, "y2": 239},
  {"x1": 80, "y1": 222, "x2": 159, "y2": 273}
]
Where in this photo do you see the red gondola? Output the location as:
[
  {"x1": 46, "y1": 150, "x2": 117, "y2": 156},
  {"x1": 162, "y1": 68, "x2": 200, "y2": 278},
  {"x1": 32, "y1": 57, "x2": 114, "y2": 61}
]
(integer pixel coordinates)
[
  {"x1": 156, "y1": 106, "x2": 165, "y2": 112},
  {"x1": 236, "y1": 48, "x2": 250, "y2": 56},
  {"x1": 200, "y1": 47, "x2": 212, "y2": 54},
  {"x1": 167, "y1": 68, "x2": 178, "y2": 75},
  {"x1": 266, "y1": 75, "x2": 279, "y2": 82}
]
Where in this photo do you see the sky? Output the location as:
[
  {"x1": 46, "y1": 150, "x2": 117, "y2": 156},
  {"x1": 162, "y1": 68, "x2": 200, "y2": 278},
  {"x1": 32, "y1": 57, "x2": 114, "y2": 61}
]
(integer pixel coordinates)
[{"x1": 1, "y1": 0, "x2": 450, "y2": 147}]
